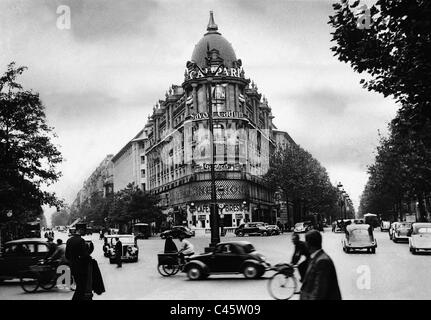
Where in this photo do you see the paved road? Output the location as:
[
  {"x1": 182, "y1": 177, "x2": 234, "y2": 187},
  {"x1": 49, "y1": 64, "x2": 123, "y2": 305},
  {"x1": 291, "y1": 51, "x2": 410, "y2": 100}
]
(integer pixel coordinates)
[{"x1": 1, "y1": 228, "x2": 430, "y2": 300}]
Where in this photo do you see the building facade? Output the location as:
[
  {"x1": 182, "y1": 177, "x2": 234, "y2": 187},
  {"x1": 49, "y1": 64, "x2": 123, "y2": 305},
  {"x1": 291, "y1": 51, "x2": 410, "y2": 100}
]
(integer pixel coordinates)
[
  {"x1": 71, "y1": 154, "x2": 114, "y2": 212},
  {"x1": 111, "y1": 129, "x2": 148, "y2": 192},
  {"x1": 71, "y1": 12, "x2": 295, "y2": 230},
  {"x1": 143, "y1": 12, "x2": 293, "y2": 230}
]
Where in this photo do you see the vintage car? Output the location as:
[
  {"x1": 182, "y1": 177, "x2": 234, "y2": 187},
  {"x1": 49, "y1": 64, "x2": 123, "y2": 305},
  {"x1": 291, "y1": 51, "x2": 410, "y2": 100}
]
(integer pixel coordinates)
[
  {"x1": 380, "y1": 221, "x2": 391, "y2": 232},
  {"x1": 342, "y1": 224, "x2": 377, "y2": 254},
  {"x1": 0, "y1": 239, "x2": 53, "y2": 281},
  {"x1": 235, "y1": 222, "x2": 269, "y2": 237},
  {"x1": 265, "y1": 225, "x2": 281, "y2": 235},
  {"x1": 392, "y1": 222, "x2": 412, "y2": 242},
  {"x1": 183, "y1": 241, "x2": 269, "y2": 280},
  {"x1": 160, "y1": 226, "x2": 194, "y2": 239},
  {"x1": 294, "y1": 221, "x2": 313, "y2": 233},
  {"x1": 132, "y1": 223, "x2": 151, "y2": 239},
  {"x1": 409, "y1": 223, "x2": 431, "y2": 254},
  {"x1": 104, "y1": 235, "x2": 139, "y2": 263}
]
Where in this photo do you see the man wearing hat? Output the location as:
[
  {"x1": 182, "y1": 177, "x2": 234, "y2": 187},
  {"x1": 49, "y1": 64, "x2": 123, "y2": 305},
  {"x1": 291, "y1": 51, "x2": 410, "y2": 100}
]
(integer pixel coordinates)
[{"x1": 66, "y1": 227, "x2": 92, "y2": 300}]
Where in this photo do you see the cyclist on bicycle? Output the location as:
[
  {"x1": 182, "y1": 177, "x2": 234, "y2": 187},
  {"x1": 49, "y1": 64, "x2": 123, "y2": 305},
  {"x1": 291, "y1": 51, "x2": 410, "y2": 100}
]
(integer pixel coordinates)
[
  {"x1": 46, "y1": 239, "x2": 68, "y2": 265},
  {"x1": 178, "y1": 234, "x2": 194, "y2": 264},
  {"x1": 291, "y1": 233, "x2": 310, "y2": 282}
]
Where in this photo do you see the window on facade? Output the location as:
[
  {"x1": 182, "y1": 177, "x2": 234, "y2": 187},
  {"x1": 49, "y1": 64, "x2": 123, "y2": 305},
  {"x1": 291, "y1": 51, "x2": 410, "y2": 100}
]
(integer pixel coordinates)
[
  {"x1": 211, "y1": 84, "x2": 226, "y2": 112},
  {"x1": 141, "y1": 156, "x2": 145, "y2": 164}
]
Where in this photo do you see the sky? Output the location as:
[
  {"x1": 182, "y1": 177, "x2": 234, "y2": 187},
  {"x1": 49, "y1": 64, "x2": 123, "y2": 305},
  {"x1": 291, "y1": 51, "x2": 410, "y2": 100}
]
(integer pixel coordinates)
[{"x1": 0, "y1": 0, "x2": 398, "y2": 223}]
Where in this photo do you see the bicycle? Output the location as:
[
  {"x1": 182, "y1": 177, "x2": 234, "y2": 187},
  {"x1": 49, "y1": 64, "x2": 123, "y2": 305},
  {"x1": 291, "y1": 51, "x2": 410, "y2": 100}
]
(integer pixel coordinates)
[
  {"x1": 20, "y1": 259, "x2": 76, "y2": 293},
  {"x1": 157, "y1": 252, "x2": 191, "y2": 277},
  {"x1": 267, "y1": 263, "x2": 299, "y2": 300}
]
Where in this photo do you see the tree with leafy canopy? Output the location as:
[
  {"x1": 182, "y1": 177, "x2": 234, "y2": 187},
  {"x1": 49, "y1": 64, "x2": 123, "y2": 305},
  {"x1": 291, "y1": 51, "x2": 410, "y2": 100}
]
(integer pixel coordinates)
[
  {"x1": 330, "y1": 0, "x2": 431, "y2": 221},
  {"x1": 265, "y1": 143, "x2": 338, "y2": 223},
  {"x1": 0, "y1": 62, "x2": 63, "y2": 224}
]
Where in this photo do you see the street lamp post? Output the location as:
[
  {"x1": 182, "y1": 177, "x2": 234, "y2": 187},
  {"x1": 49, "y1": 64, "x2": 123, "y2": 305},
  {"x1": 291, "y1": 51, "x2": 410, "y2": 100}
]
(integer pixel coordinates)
[
  {"x1": 337, "y1": 182, "x2": 344, "y2": 220},
  {"x1": 207, "y1": 76, "x2": 220, "y2": 248},
  {"x1": 189, "y1": 62, "x2": 225, "y2": 250}
]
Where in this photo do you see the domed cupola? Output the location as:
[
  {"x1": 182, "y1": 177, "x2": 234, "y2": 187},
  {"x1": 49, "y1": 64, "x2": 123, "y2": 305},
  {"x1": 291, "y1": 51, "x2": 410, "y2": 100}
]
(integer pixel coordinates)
[{"x1": 191, "y1": 11, "x2": 237, "y2": 68}]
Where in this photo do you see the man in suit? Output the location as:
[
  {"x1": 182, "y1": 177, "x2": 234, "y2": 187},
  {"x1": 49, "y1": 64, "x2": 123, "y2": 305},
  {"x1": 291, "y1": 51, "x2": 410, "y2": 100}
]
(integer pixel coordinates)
[
  {"x1": 115, "y1": 237, "x2": 122, "y2": 268},
  {"x1": 300, "y1": 230, "x2": 342, "y2": 300},
  {"x1": 65, "y1": 228, "x2": 92, "y2": 300}
]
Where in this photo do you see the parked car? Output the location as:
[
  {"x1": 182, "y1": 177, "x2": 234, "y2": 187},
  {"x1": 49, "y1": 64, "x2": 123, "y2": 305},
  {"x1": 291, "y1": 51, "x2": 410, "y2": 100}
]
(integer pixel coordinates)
[
  {"x1": 133, "y1": 223, "x2": 151, "y2": 239},
  {"x1": 294, "y1": 221, "x2": 313, "y2": 233},
  {"x1": 265, "y1": 225, "x2": 281, "y2": 235},
  {"x1": 0, "y1": 239, "x2": 52, "y2": 281},
  {"x1": 380, "y1": 221, "x2": 391, "y2": 232},
  {"x1": 342, "y1": 224, "x2": 377, "y2": 254},
  {"x1": 235, "y1": 222, "x2": 269, "y2": 237},
  {"x1": 160, "y1": 226, "x2": 194, "y2": 239},
  {"x1": 183, "y1": 241, "x2": 269, "y2": 280},
  {"x1": 392, "y1": 222, "x2": 412, "y2": 242},
  {"x1": 389, "y1": 222, "x2": 400, "y2": 240},
  {"x1": 104, "y1": 235, "x2": 139, "y2": 263},
  {"x1": 409, "y1": 223, "x2": 431, "y2": 254}
]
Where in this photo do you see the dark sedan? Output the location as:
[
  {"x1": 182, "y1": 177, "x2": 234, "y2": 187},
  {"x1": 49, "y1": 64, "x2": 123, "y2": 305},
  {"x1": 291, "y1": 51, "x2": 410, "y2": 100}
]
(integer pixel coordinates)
[
  {"x1": 160, "y1": 226, "x2": 194, "y2": 239},
  {"x1": 0, "y1": 239, "x2": 51, "y2": 281},
  {"x1": 183, "y1": 241, "x2": 269, "y2": 280}
]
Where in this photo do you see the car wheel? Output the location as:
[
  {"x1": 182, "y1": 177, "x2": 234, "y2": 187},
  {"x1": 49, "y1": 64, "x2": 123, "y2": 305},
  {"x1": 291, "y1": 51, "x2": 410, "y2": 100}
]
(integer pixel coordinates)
[
  {"x1": 187, "y1": 265, "x2": 203, "y2": 280},
  {"x1": 346, "y1": 247, "x2": 351, "y2": 254},
  {"x1": 243, "y1": 263, "x2": 259, "y2": 279},
  {"x1": 109, "y1": 258, "x2": 115, "y2": 264},
  {"x1": 371, "y1": 248, "x2": 376, "y2": 254},
  {"x1": 237, "y1": 231, "x2": 244, "y2": 237},
  {"x1": 411, "y1": 248, "x2": 417, "y2": 255},
  {"x1": 262, "y1": 231, "x2": 268, "y2": 237}
]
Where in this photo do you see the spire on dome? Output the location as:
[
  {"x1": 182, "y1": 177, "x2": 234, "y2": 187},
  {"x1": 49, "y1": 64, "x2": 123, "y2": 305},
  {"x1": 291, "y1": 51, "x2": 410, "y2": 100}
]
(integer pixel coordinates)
[{"x1": 207, "y1": 11, "x2": 218, "y2": 32}]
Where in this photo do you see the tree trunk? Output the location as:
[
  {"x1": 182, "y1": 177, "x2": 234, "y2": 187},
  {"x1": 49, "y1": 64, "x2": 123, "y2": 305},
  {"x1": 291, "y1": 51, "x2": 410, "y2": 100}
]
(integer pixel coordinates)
[{"x1": 417, "y1": 193, "x2": 427, "y2": 222}]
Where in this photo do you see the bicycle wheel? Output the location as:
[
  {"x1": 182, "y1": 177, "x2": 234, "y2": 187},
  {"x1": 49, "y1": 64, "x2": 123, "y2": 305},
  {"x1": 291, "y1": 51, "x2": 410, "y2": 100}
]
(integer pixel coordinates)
[
  {"x1": 170, "y1": 265, "x2": 181, "y2": 275},
  {"x1": 39, "y1": 273, "x2": 58, "y2": 291},
  {"x1": 267, "y1": 272, "x2": 297, "y2": 300},
  {"x1": 157, "y1": 264, "x2": 177, "y2": 277},
  {"x1": 20, "y1": 273, "x2": 40, "y2": 293}
]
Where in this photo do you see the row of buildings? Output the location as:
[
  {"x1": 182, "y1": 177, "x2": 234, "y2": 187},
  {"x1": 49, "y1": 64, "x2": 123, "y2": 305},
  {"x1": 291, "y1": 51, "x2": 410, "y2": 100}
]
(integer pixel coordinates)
[{"x1": 72, "y1": 12, "x2": 297, "y2": 231}]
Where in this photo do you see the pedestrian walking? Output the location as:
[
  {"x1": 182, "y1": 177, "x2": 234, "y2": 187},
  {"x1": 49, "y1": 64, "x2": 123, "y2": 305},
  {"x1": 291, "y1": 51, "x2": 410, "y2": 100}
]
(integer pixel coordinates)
[
  {"x1": 300, "y1": 230, "x2": 341, "y2": 300},
  {"x1": 114, "y1": 237, "x2": 122, "y2": 268},
  {"x1": 65, "y1": 228, "x2": 93, "y2": 300},
  {"x1": 291, "y1": 233, "x2": 310, "y2": 282}
]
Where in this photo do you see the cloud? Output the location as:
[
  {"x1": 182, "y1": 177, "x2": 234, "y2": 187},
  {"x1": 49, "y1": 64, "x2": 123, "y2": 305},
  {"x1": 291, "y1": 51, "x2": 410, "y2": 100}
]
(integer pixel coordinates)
[{"x1": 1, "y1": 0, "x2": 399, "y2": 217}]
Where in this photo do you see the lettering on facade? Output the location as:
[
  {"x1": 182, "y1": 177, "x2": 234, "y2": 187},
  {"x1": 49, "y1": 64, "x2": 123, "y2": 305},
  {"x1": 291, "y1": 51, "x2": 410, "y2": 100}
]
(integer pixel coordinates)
[
  {"x1": 191, "y1": 111, "x2": 245, "y2": 120},
  {"x1": 168, "y1": 181, "x2": 248, "y2": 203},
  {"x1": 194, "y1": 162, "x2": 243, "y2": 172},
  {"x1": 187, "y1": 67, "x2": 243, "y2": 80}
]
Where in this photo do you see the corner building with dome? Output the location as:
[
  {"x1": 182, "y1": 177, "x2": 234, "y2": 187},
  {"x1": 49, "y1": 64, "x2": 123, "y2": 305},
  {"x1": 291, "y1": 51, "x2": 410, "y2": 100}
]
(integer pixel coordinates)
[{"x1": 143, "y1": 12, "x2": 295, "y2": 231}]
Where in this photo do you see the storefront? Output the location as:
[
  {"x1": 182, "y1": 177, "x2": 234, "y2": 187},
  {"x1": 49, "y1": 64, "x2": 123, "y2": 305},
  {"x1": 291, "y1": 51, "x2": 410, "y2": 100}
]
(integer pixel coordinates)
[{"x1": 187, "y1": 202, "x2": 250, "y2": 229}]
